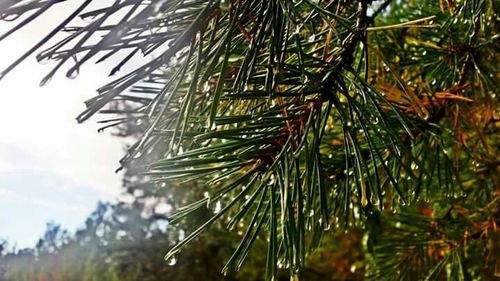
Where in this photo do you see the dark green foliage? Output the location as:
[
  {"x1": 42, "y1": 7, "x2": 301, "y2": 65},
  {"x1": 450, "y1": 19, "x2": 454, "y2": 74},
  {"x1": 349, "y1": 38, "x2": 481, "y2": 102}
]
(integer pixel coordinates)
[{"x1": 0, "y1": 0, "x2": 498, "y2": 280}]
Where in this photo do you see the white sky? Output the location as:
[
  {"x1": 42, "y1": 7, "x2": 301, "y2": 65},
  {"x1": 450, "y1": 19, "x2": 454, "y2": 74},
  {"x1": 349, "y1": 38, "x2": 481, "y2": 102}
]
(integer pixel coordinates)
[{"x1": 0, "y1": 3, "x2": 136, "y2": 249}]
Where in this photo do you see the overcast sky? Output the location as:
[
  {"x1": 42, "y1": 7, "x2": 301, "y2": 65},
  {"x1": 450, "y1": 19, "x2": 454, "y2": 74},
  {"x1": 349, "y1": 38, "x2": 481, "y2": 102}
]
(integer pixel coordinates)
[{"x1": 0, "y1": 4, "x2": 132, "y2": 249}]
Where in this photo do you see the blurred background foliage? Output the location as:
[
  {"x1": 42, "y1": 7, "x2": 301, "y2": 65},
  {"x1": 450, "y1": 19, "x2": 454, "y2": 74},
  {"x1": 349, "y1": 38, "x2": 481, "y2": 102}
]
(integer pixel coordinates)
[{"x1": 0, "y1": 0, "x2": 498, "y2": 280}]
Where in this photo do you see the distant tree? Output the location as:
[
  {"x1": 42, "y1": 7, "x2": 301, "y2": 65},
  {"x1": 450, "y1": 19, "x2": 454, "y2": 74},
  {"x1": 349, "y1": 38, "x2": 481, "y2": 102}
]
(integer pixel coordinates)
[
  {"x1": 0, "y1": 0, "x2": 498, "y2": 280},
  {"x1": 0, "y1": 239, "x2": 7, "y2": 280}
]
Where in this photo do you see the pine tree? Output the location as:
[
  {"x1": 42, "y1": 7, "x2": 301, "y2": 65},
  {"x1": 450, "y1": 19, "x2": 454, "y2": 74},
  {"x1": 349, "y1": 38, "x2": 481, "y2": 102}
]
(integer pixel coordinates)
[{"x1": 0, "y1": 0, "x2": 498, "y2": 280}]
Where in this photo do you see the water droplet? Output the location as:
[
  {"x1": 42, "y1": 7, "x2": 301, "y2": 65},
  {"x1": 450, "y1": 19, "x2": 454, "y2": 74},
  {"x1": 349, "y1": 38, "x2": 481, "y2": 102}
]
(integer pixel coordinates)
[
  {"x1": 300, "y1": 74, "x2": 309, "y2": 84},
  {"x1": 67, "y1": 68, "x2": 79, "y2": 80},
  {"x1": 411, "y1": 163, "x2": 419, "y2": 170},
  {"x1": 308, "y1": 209, "x2": 315, "y2": 217},
  {"x1": 38, "y1": 56, "x2": 51, "y2": 65},
  {"x1": 268, "y1": 175, "x2": 275, "y2": 186},
  {"x1": 308, "y1": 34, "x2": 315, "y2": 43},
  {"x1": 213, "y1": 200, "x2": 222, "y2": 214},
  {"x1": 172, "y1": 56, "x2": 181, "y2": 67},
  {"x1": 2, "y1": 14, "x2": 20, "y2": 21},
  {"x1": 205, "y1": 194, "x2": 212, "y2": 208},
  {"x1": 167, "y1": 256, "x2": 177, "y2": 266},
  {"x1": 220, "y1": 0, "x2": 231, "y2": 11},
  {"x1": 369, "y1": 115, "x2": 379, "y2": 124},
  {"x1": 294, "y1": 25, "x2": 301, "y2": 35},
  {"x1": 178, "y1": 229, "x2": 185, "y2": 240},
  {"x1": 202, "y1": 82, "x2": 210, "y2": 93}
]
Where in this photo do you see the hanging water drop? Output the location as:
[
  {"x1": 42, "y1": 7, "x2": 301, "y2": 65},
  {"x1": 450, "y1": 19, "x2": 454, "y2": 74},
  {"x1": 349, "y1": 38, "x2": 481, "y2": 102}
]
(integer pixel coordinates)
[
  {"x1": 301, "y1": 74, "x2": 309, "y2": 84},
  {"x1": 67, "y1": 69, "x2": 80, "y2": 80},
  {"x1": 369, "y1": 115, "x2": 379, "y2": 125},
  {"x1": 268, "y1": 175, "x2": 275, "y2": 186},
  {"x1": 168, "y1": 56, "x2": 179, "y2": 67},
  {"x1": 202, "y1": 81, "x2": 210, "y2": 93},
  {"x1": 411, "y1": 162, "x2": 419, "y2": 170},
  {"x1": 308, "y1": 209, "x2": 315, "y2": 217},
  {"x1": 167, "y1": 256, "x2": 177, "y2": 266},
  {"x1": 294, "y1": 25, "x2": 301, "y2": 35},
  {"x1": 213, "y1": 200, "x2": 222, "y2": 214},
  {"x1": 178, "y1": 229, "x2": 185, "y2": 241},
  {"x1": 38, "y1": 56, "x2": 51, "y2": 65},
  {"x1": 204, "y1": 192, "x2": 211, "y2": 208},
  {"x1": 220, "y1": 0, "x2": 231, "y2": 11}
]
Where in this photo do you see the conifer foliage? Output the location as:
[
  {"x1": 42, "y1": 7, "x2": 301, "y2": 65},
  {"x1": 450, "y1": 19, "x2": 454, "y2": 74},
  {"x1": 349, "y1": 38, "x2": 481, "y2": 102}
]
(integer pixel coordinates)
[{"x1": 1, "y1": 0, "x2": 498, "y2": 280}]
